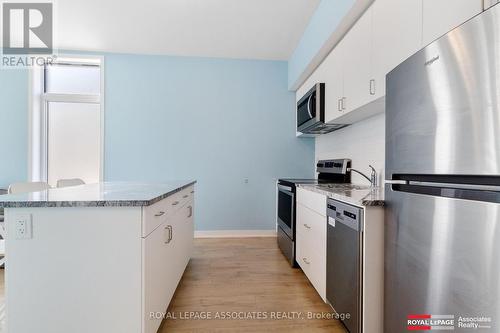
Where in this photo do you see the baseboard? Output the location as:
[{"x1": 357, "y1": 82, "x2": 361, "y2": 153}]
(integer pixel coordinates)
[{"x1": 194, "y1": 230, "x2": 277, "y2": 238}]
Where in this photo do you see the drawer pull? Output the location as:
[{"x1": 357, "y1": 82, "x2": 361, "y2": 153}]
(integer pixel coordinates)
[
  {"x1": 302, "y1": 258, "x2": 310, "y2": 265},
  {"x1": 165, "y1": 225, "x2": 173, "y2": 244},
  {"x1": 187, "y1": 205, "x2": 193, "y2": 218},
  {"x1": 172, "y1": 201, "x2": 180, "y2": 206},
  {"x1": 303, "y1": 223, "x2": 311, "y2": 229},
  {"x1": 155, "y1": 211, "x2": 165, "y2": 217},
  {"x1": 183, "y1": 195, "x2": 189, "y2": 198}
]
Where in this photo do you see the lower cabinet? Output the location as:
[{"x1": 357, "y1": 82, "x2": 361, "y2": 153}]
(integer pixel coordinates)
[
  {"x1": 142, "y1": 189, "x2": 194, "y2": 333},
  {"x1": 296, "y1": 188, "x2": 327, "y2": 301}
]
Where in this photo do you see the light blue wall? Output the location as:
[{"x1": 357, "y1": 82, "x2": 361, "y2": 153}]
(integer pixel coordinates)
[
  {"x1": 104, "y1": 54, "x2": 314, "y2": 230},
  {"x1": 288, "y1": 0, "x2": 355, "y2": 89},
  {"x1": 0, "y1": 70, "x2": 28, "y2": 189},
  {"x1": 0, "y1": 54, "x2": 314, "y2": 230}
]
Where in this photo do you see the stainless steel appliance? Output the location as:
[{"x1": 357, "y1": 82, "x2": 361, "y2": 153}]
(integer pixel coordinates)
[
  {"x1": 327, "y1": 199, "x2": 363, "y2": 333},
  {"x1": 297, "y1": 83, "x2": 347, "y2": 135},
  {"x1": 277, "y1": 159, "x2": 351, "y2": 266},
  {"x1": 385, "y1": 4, "x2": 500, "y2": 332}
]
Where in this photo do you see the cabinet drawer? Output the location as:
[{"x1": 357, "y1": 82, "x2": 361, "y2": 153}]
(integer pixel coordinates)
[
  {"x1": 142, "y1": 186, "x2": 195, "y2": 237},
  {"x1": 296, "y1": 187, "x2": 327, "y2": 216}
]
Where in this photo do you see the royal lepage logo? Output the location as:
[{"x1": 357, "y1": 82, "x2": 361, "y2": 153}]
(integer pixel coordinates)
[{"x1": 407, "y1": 314, "x2": 455, "y2": 330}]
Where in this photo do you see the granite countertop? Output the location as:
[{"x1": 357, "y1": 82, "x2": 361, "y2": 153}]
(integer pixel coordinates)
[
  {"x1": 0, "y1": 181, "x2": 196, "y2": 208},
  {"x1": 297, "y1": 183, "x2": 384, "y2": 207}
]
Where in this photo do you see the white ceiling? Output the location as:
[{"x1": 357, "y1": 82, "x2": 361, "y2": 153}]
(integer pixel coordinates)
[{"x1": 55, "y1": 0, "x2": 321, "y2": 60}]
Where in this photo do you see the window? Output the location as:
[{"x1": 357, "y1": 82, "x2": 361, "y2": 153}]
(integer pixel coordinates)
[{"x1": 29, "y1": 56, "x2": 104, "y2": 186}]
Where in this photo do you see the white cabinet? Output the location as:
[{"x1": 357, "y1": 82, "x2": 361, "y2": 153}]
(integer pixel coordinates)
[
  {"x1": 342, "y1": 7, "x2": 373, "y2": 114},
  {"x1": 422, "y1": 0, "x2": 483, "y2": 46},
  {"x1": 142, "y1": 220, "x2": 179, "y2": 333},
  {"x1": 484, "y1": 0, "x2": 500, "y2": 10},
  {"x1": 323, "y1": 43, "x2": 345, "y2": 123},
  {"x1": 142, "y1": 190, "x2": 194, "y2": 333},
  {"x1": 372, "y1": 0, "x2": 422, "y2": 99},
  {"x1": 4, "y1": 183, "x2": 195, "y2": 333},
  {"x1": 295, "y1": 0, "x2": 488, "y2": 128},
  {"x1": 296, "y1": 188, "x2": 327, "y2": 301}
]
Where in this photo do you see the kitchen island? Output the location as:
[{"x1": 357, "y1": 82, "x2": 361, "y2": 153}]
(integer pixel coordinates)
[{"x1": 0, "y1": 181, "x2": 196, "y2": 333}]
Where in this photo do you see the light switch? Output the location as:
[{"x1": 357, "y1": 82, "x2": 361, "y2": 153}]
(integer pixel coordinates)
[{"x1": 15, "y1": 214, "x2": 32, "y2": 239}]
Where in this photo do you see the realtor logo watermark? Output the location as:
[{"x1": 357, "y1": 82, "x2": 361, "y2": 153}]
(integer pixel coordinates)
[
  {"x1": 407, "y1": 314, "x2": 493, "y2": 330},
  {"x1": 1, "y1": 1, "x2": 56, "y2": 67}
]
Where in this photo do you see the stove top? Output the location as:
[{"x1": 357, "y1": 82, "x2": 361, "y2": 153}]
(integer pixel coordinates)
[
  {"x1": 279, "y1": 159, "x2": 352, "y2": 187},
  {"x1": 278, "y1": 178, "x2": 319, "y2": 185}
]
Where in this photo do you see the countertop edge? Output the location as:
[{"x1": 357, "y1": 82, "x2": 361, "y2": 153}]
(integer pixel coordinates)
[
  {"x1": 0, "y1": 181, "x2": 197, "y2": 208},
  {"x1": 297, "y1": 184, "x2": 385, "y2": 208}
]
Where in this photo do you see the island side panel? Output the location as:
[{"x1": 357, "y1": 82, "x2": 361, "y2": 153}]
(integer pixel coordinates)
[{"x1": 5, "y1": 206, "x2": 143, "y2": 333}]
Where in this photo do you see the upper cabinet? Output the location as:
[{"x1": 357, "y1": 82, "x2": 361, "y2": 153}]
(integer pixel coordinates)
[
  {"x1": 323, "y1": 40, "x2": 345, "y2": 122},
  {"x1": 296, "y1": 0, "x2": 489, "y2": 131},
  {"x1": 484, "y1": 0, "x2": 500, "y2": 10},
  {"x1": 422, "y1": 0, "x2": 483, "y2": 46},
  {"x1": 342, "y1": 7, "x2": 373, "y2": 114},
  {"x1": 372, "y1": 0, "x2": 422, "y2": 101}
]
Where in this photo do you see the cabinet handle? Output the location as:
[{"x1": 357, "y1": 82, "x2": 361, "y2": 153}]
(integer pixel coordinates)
[
  {"x1": 369, "y1": 79, "x2": 376, "y2": 95},
  {"x1": 187, "y1": 205, "x2": 193, "y2": 218},
  {"x1": 191, "y1": 190, "x2": 194, "y2": 194},
  {"x1": 172, "y1": 201, "x2": 180, "y2": 206},
  {"x1": 303, "y1": 223, "x2": 311, "y2": 229},
  {"x1": 164, "y1": 225, "x2": 173, "y2": 244},
  {"x1": 183, "y1": 195, "x2": 189, "y2": 199},
  {"x1": 338, "y1": 98, "x2": 342, "y2": 112},
  {"x1": 154, "y1": 211, "x2": 165, "y2": 217},
  {"x1": 342, "y1": 97, "x2": 346, "y2": 110},
  {"x1": 302, "y1": 258, "x2": 310, "y2": 265}
]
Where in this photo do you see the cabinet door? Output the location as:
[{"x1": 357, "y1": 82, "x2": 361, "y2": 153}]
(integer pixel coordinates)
[
  {"x1": 296, "y1": 202, "x2": 327, "y2": 301},
  {"x1": 372, "y1": 0, "x2": 422, "y2": 100},
  {"x1": 323, "y1": 40, "x2": 345, "y2": 122},
  {"x1": 484, "y1": 0, "x2": 500, "y2": 10},
  {"x1": 178, "y1": 200, "x2": 194, "y2": 265},
  {"x1": 342, "y1": 7, "x2": 373, "y2": 114},
  {"x1": 296, "y1": 203, "x2": 312, "y2": 274},
  {"x1": 423, "y1": 0, "x2": 483, "y2": 46},
  {"x1": 142, "y1": 222, "x2": 178, "y2": 333}
]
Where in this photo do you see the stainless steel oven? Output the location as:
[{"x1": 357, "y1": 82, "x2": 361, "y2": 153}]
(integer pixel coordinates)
[
  {"x1": 277, "y1": 184, "x2": 294, "y2": 238},
  {"x1": 277, "y1": 159, "x2": 352, "y2": 267},
  {"x1": 276, "y1": 183, "x2": 296, "y2": 266}
]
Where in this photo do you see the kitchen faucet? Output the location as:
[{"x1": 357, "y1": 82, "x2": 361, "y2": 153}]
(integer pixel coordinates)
[{"x1": 348, "y1": 165, "x2": 378, "y2": 187}]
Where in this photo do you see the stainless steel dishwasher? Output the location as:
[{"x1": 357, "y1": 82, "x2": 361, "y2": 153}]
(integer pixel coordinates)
[{"x1": 326, "y1": 198, "x2": 363, "y2": 333}]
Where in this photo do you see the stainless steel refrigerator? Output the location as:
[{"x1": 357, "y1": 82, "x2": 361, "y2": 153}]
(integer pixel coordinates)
[{"x1": 385, "y1": 4, "x2": 500, "y2": 332}]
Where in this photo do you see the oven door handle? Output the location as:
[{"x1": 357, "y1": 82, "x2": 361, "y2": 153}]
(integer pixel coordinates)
[{"x1": 277, "y1": 184, "x2": 293, "y2": 193}]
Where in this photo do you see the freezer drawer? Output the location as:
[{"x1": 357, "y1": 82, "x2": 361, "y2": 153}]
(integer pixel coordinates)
[{"x1": 384, "y1": 185, "x2": 500, "y2": 332}]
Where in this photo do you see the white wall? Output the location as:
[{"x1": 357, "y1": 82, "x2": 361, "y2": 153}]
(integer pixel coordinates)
[{"x1": 316, "y1": 113, "x2": 385, "y2": 185}]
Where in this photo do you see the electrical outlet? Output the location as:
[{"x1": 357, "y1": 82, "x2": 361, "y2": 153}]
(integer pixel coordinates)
[{"x1": 15, "y1": 214, "x2": 32, "y2": 239}]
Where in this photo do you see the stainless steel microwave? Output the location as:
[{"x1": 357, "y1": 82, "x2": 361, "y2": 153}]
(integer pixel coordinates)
[{"x1": 296, "y1": 83, "x2": 347, "y2": 135}]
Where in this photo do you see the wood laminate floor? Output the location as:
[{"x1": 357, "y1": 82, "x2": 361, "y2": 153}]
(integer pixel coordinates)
[
  {"x1": 0, "y1": 238, "x2": 346, "y2": 332},
  {"x1": 160, "y1": 237, "x2": 346, "y2": 333}
]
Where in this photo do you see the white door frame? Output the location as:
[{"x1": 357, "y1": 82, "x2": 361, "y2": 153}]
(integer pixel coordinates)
[{"x1": 28, "y1": 54, "x2": 105, "y2": 183}]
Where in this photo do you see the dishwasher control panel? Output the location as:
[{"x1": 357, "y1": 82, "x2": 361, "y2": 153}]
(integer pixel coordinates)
[{"x1": 327, "y1": 199, "x2": 363, "y2": 232}]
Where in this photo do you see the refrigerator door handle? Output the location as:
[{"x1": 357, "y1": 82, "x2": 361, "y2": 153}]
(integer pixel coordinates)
[
  {"x1": 408, "y1": 181, "x2": 500, "y2": 192},
  {"x1": 391, "y1": 183, "x2": 500, "y2": 204},
  {"x1": 385, "y1": 180, "x2": 408, "y2": 185}
]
